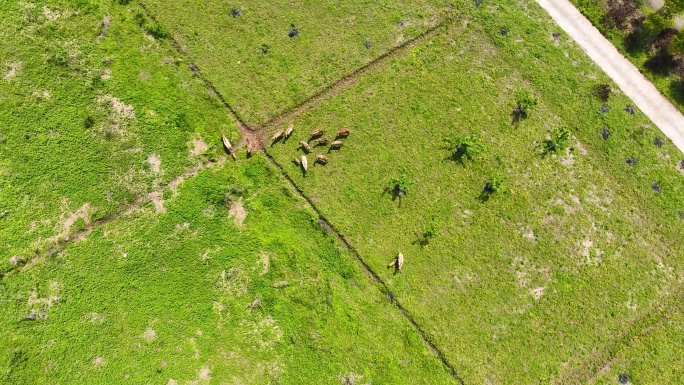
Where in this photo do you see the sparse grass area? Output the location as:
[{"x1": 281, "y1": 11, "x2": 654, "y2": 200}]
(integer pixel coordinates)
[{"x1": 0, "y1": 0, "x2": 239, "y2": 273}]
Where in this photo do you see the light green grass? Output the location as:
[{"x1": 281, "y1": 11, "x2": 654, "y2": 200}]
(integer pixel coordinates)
[
  {"x1": 3, "y1": 0, "x2": 684, "y2": 383},
  {"x1": 0, "y1": 1, "x2": 454, "y2": 383},
  {"x1": 268, "y1": 0, "x2": 684, "y2": 382},
  {"x1": 0, "y1": 0, "x2": 240, "y2": 273},
  {"x1": 0, "y1": 156, "x2": 456, "y2": 384}
]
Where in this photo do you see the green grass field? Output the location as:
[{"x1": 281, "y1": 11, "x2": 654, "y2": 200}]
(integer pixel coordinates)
[{"x1": 2, "y1": 0, "x2": 683, "y2": 383}]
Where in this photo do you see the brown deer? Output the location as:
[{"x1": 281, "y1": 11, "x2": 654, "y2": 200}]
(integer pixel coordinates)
[
  {"x1": 310, "y1": 128, "x2": 324, "y2": 139},
  {"x1": 245, "y1": 139, "x2": 253, "y2": 156},
  {"x1": 222, "y1": 134, "x2": 236, "y2": 160},
  {"x1": 336, "y1": 128, "x2": 350, "y2": 138},
  {"x1": 329, "y1": 140, "x2": 343, "y2": 151},
  {"x1": 299, "y1": 141, "x2": 311, "y2": 153},
  {"x1": 292, "y1": 157, "x2": 301, "y2": 166},
  {"x1": 271, "y1": 130, "x2": 284, "y2": 144},
  {"x1": 284, "y1": 124, "x2": 294, "y2": 138},
  {"x1": 314, "y1": 154, "x2": 328, "y2": 165},
  {"x1": 313, "y1": 137, "x2": 329, "y2": 147},
  {"x1": 387, "y1": 253, "x2": 404, "y2": 270}
]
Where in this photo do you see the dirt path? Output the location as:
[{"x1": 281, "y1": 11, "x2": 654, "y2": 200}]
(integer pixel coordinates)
[{"x1": 535, "y1": 0, "x2": 684, "y2": 154}]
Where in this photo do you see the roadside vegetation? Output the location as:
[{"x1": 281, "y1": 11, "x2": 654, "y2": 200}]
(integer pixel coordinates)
[{"x1": 571, "y1": 0, "x2": 684, "y2": 110}]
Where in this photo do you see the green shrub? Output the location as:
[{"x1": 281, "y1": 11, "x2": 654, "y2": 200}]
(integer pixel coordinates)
[
  {"x1": 512, "y1": 90, "x2": 538, "y2": 120},
  {"x1": 544, "y1": 127, "x2": 571, "y2": 154},
  {"x1": 445, "y1": 134, "x2": 485, "y2": 163}
]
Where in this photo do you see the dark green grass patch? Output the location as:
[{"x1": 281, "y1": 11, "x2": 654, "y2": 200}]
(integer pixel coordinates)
[
  {"x1": 142, "y1": 0, "x2": 455, "y2": 123},
  {"x1": 268, "y1": 1, "x2": 684, "y2": 382}
]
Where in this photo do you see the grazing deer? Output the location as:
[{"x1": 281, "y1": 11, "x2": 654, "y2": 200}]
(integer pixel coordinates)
[
  {"x1": 329, "y1": 140, "x2": 343, "y2": 151},
  {"x1": 222, "y1": 134, "x2": 236, "y2": 160},
  {"x1": 284, "y1": 124, "x2": 294, "y2": 138},
  {"x1": 336, "y1": 128, "x2": 350, "y2": 138},
  {"x1": 299, "y1": 141, "x2": 311, "y2": 153},
  {"x1": 314, "y1": 154, "x2": 328, "y2": 165},
  {"x1": 292, "y1": 157, "x2": 301, "y2": 166},
  {"x1": 271, "y1": 130, "x2": 284, "y2": 144},
  {"x1": 314, "y1": 137, "x2": 329, "y2": 146},
  {"x1": 387, "y1": 253, "x2": 404, "y2": 270},
  {"x1": 310, "y1": 128, "x2": 324, "y2": 139},
  {"x1": 301, "y1": 155, "x2": 308, "y2": 172}
]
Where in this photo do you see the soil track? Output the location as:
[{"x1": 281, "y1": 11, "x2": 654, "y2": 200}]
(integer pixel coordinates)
[{"x1": 259, "y1": 12, "x2": 454, "y2": 132}]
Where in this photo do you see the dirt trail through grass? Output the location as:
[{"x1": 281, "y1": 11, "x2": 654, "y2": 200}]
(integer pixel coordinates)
[
  {"x1": 258, "y1": 15, "x2": 454, "y2": 131},
  {"x1": 535, "y1": 0, "x2": 684, "y2": 154},
  {"x1": 0, "y1": 158, "x2": 223, "y2": 282}
]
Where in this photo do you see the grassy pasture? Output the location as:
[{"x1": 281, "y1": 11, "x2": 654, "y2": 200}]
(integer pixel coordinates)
[
  {"x1": 268, "y1": 0, "x2": 684, "y2": 382},
  {"x1": 594, "y1": 303, "x2": 684, "y2": 384},
  {"x1": 143, "y1": 0, "x2": 455, "y2": 123},
  {"x1": 0, "y1": 1, "x2": 454, "y2": 383},
  {"x1": 2, "y1": 0, "x2": 684, "y2": 383},
  {"x1": 0, "y1": 0, "x2": 241, "y2": 273},
  {"x1": 0, "y1": 157, "x2": 456, "y2": 384}
]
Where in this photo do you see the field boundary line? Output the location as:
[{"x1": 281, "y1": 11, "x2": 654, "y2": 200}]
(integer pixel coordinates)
[
  {"x1": 264, "y1": 152, "x2": 464, "y2": 384},
  {"x1": 138, "y1": 2, "x2": 256, "y2": 136},
  {"x1": 259, "y1": 12, "x2": 454, "y2": 130},
  {"x1": 137, "y1": 3, "x2": 464, "y2": 382},
  {"x1": 535, "y1": 0, "x2": 684, "y2": 154}
]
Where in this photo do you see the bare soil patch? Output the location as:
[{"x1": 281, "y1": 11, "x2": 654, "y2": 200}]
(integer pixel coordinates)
[
  {"x1": 143, "y1": 328, "x2": 157, "y2": 342},
  {"x1": 188, "y1": 138, "x2": 208, "y2": 157},
  {"x1": 147, "y1": 154, "x2": 161, "y2": 173},
  {"x1": 228, "y1": 198, "x2": 248, "y2": 227},
  {"x1": 4, "y1": 61, "x2": 22, "y2": 80},
  {"x1": 92, "y1": 356, "x2": 106, "y2": 367},
  {"x1": 48, "y1": 202, "x2": 90, "y2": 243}
]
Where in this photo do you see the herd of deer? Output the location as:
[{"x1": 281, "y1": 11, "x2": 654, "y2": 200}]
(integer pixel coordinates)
[
  {"x1": 220, "y1": 125, "x2": 350, "y2": 171},
  {"x1": 288, "y1": 126, "x2": 350, "y2": 172},
  {"x1": 221, "y1": 126, "x2": 405, "y2": 271}
]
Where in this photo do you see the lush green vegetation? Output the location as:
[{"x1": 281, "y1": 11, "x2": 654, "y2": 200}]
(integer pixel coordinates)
[
  {"x1": 0, "y1": 157, "x2": 455, "y2": 384},
  {"x1": 268, "y1": 0, "x2": 684, "y2": 382},
  {"x1": 0, "y1": 0, "x2": 241, "y2": 274},
  {"x1": 2, "y1": 0, "x2": 684, "y2": 383},
  {"x1": 0, "y1": 1, "x2": 454, "y2": 383}
]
